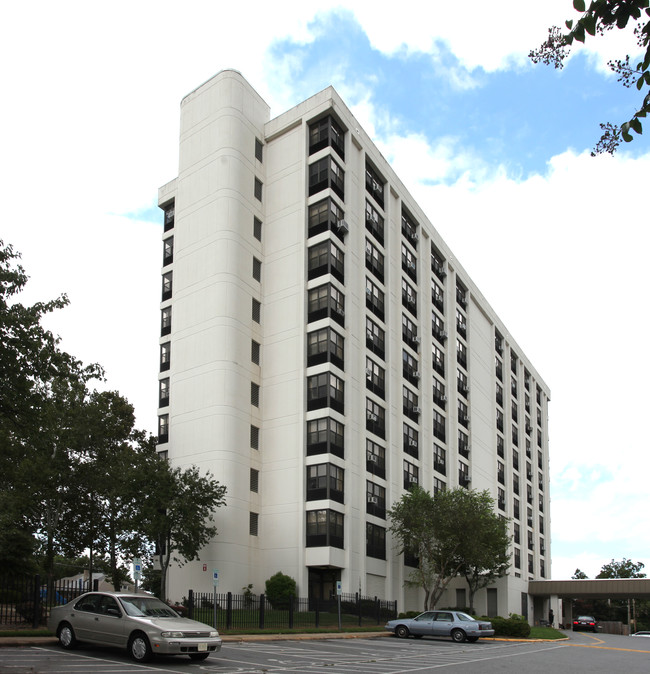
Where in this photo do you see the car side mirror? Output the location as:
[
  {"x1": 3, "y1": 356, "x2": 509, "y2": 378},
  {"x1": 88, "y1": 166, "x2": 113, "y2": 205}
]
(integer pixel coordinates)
[{"x1": 106, "y1": 608, "x2": 121, "y2": 617}]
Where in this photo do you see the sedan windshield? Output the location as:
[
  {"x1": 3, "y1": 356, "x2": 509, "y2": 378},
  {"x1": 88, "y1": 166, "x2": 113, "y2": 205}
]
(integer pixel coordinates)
[{"x1": 119, "y1": 596, "x2": 179, "y2": 618}]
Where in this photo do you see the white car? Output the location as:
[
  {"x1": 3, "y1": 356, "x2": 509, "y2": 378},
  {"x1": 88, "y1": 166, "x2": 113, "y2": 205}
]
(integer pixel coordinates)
[
  {"x1": 48, "y1": 591, "x2": 222, "y2": 662},
  {"x1": 631, "y1": 631, "x2": 650, "y2": 637}
]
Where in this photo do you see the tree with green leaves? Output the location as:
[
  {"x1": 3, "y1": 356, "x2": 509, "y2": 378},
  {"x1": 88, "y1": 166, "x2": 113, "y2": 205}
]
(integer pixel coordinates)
[
  {"x1": 388, "y1": 486, "x2": 510, "y2": 611},
  {"x1": 530, "y1": 0, "x2": 650, "y2": 154},
  {"x1": 597, "y1": 557, "x2": 646, "y2": 578},
  {"x1": 139, "y1": 459, "x2": 227, "y2": 601},
  {"x1": 457, "y1": 491, "x2": 511, "y2": 613},
  {"x1": 572, "y1": 568, "x2": 589, "y2": 579}
]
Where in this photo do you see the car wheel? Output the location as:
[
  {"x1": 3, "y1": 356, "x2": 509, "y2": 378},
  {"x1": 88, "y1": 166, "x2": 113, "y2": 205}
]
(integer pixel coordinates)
[
  {"x1": 396, "y1": 625, "x2": 410, "y2": 638},
  {"x1": 58, "y1": 623, "x2": 77, "y2": 650},
  {"x1": 467, "y1": 636, "x2": 479, "y2": 643},
  {"x1": 129, "y1": 633, "x2": 153, "y2": 662},
  {"x1": 189, "y1": 653, "x2": 210, "y2": 661},
  {"x1": 451, "y1": 629, "x2": 466, "y2": 643}
]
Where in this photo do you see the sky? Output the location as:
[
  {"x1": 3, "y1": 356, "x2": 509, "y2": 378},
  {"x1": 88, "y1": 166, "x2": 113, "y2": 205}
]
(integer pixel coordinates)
[{"x1": 2, "y1": 0, "x2": 649, "y2": 583}]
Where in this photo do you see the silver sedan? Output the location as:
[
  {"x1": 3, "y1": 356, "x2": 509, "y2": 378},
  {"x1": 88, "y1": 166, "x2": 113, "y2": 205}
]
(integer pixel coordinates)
[
  {"x1": 47, "y1": 591, "x2": 222, "y2": 662},
  {"x1": 385, "y1": 610, "x2": 495, "y2": 642}
]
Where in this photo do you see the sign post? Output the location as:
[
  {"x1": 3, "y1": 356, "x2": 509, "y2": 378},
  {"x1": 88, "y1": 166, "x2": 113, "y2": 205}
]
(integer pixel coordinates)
[
  {"x1": 212, "y1": 569, "x2": 219, "y2": 629},
  {"x1": 336, "y1": 580, "x2": 342, "y2": 630},
  {"x1": 133, "y1": 558, "x2": 142, "y2": 593}
]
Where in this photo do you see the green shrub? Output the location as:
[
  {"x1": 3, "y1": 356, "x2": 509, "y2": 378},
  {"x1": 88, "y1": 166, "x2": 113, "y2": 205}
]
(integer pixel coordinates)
[
  {"x1": 487, "y1": 613, "x2": 531, "y2": 638},
  {"x1": 264, "y1": 572, "x2": 297, "y2": 610}
]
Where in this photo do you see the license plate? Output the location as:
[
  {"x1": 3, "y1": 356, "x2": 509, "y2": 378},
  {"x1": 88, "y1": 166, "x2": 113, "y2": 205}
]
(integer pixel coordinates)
[{"x1": 198, "y1": 643, "x2": 208, "y2": 652}]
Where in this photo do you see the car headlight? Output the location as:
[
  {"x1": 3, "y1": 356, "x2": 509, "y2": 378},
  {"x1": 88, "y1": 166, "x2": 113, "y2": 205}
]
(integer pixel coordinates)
[
  {"x1": 160, "y1": 631, "x2": 185, "y2": 638},
  {"x1": 209, "y1": 631, "x2": 219, "y2": 638}
]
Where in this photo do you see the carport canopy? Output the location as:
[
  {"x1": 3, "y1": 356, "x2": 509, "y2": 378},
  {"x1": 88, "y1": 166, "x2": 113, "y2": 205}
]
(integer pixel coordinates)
[{"x1": 529, "y1": 578, "x2": 650, "y2": 600}]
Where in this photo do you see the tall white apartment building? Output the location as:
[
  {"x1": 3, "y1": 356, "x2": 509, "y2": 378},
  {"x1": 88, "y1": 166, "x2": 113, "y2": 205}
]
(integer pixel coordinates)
[{"x1": 156, "y1": 70, "x2": 551, "y2": 619}]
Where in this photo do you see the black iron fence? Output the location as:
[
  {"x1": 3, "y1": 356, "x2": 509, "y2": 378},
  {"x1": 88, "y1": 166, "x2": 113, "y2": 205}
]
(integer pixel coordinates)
[
  {"x1": 0, "y1": 574, "x2": 397, "y2": 633},
  {"x1": 185, "y1": 590, "x2": 397, "y2": 630},
  {"x1": 0, "y1": 575, "x2": 87, "y2": 629}
]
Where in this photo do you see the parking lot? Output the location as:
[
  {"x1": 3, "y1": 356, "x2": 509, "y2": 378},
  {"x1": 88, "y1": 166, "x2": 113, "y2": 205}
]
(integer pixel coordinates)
[{"x1": 2, "y1": 632, "x2": 650, "y2": 674}]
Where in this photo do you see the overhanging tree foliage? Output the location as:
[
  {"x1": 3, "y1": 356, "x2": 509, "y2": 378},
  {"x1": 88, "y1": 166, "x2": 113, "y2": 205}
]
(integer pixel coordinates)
[
  {"x1": 388, "y1": 487, "x2": 511, "y2": 611},
  {"x1": 597, "y1": 557, "x2": 646, "y2": 578},
  {"x1": 530, "y1": 0, "x2": 650, "y2": 154}
]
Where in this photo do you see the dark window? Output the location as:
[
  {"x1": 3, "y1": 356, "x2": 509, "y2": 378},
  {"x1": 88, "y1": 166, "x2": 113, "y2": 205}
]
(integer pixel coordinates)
[
  {"x1": 250, "y1": 425, "x2": 259, "y2": 450},
  {"x1": 431, "y1": 245, "x2": 446, "y2": 281},
  {"x1": 250, "y1": 468, "x2": 259, "y2": 493},
  {"x1": 158, "y1": 414, "x2": 169, "y2": 444},
  {"x1": 403, "y1": 349, "x2": 420, "y2": 387},
  {"x1": 252, "y1": 298, "x2": 261, "y2": 323},
  {"x1": 251, "y1": 340, "x2": 260, "y2": 365},
  {"x1": 365, "y1": 200, "x2": 384, "y2": 245},
  {"x1": 498, "y1": 461, "x2": 505, "y2": 485},
  {"x1": 163, "y1": 236, "x2": 173, "y2": 266},
  {"x1": 402, "y1": 314, "x2": 419, "y2": 352},
  {"x1": 306, "y1": 509, "x2": 343, "y2": 548},
  {"x1": 402, "y1": 243, "x2": 417, "y2": 282},
  {"x1": 255, "y1": 138, "x2": 263, "y2": 162},
  {"x1": 402, "y1": 278, "x2": 417, "y2": 317},
  {"x1": 432, "y1": 344, "x2": 445, "y2": 377},
  {"x1": 459, "y1": 461, "x2": 470, "y2": 488},
  {"x1": 456, "y1": 281, "x2": 467, "y2": 308},
  {"x1": 432, "y1": 377, "x2": 446, "y2": 410},
  {"x1": 162, "y1": 272, "x2": 172, "y2": 301},
  {"x1": 251, "y1": 382, "x2": 260, "y2": 407},
  {"x1": 309, "y1": 156, "x2": 344, "y2": 200},
  {"x1": 366, "y1": 398, "x2": 385, "y2": 439},
  {"x1": 159, "y1": 378, "x2": 169, "y2": 407},
  {"x1": 307, "y1": 463, "x2": 344, "y2": 503},
  {"x1": 307, "y1": 417, "x2": 344, "y2": 459},
  {"x1": 434, "y1": 477, "x2": 446, "y2": 495},
  {"x1": 457, "y1": 339, "x2": 467, "y2": 369},
  {"x1": 432, "y1": 281, "x2": 444, "y2": 313},
  {"x1": 308, "y1": 115, "x2": 345, "y2": 159},
  {"x1": 433, "y1": 410, "x2": 446, "y2": 442},
  {"x1": 253, "y1": 216, "x2": 262, "y2": 241},
  {"x1": 308, "y1": 283, "x2": 345, "y2": 327},
  {"x1": 366, "y1": 317, "x2": 385, "y2": 359},
  {"x1": 432, "y1": 311, "x2": 446, "y2": 344},
  {"x1": 161, "y1": 307, "x2": 171, "y2": 336},
  {"x1": 403, "y1": 386, "x2": 420, "y2": 421},
  {"x1": 160, "y1": 342, "x2": 171, "y2": 372},
  {"x1": 458, "y1": 429, "x2": 470, "y2": 458},
  {"x1": 163, "y1": 202, "x2": 175, "y2": 232},
  {"x1": 458, "y1": 400, "x2": 469, "y2": 428},
  {"x1": 250, "y1": 512, "x2": 259, "y2": 536},
  {"x1": 307, "y1": 372, "x2": 344, "y2": 413},
  {"x1": 308, "y1": 198, "x2": 345, "y2": 240},
  {"x1": 401, "y1": 209, "x2": 419, "y2": 248},
  {"x1": 366, "y1": 356, "x2": 385, "y2": 398},
  {"x1": 498, "y1": 488, "x2": 506, "y2": 511},
  {"x1": 253, "y1": 257, "x2": 261, "y2": 282},
  {"x1": 308, "y1": 240, "x2": 344, "y2": 283},
  {"x1": 404, "y1": 460, "x2": 419, "y2": 490},
  {"x1": 495, "y1": 330, "x2": 504, "y2": 355},
  {"x1": 458, "y1": 370, "x2": 469, "y2": 398},
  {"x1": 403, "y1": 423, "x2": 419, "y2": 459},
  {"x1": 366, "y1": 439, "x2": 386, "y2": 478},
  {"x1": 366, "y1": 480, "x2": 386, "y2": 518},
  {"x1": 456, "y1": 308, "x2": 467, "y2": 339},
  {"x1": 434, "y1": 444, "x2": 446, "y2": 475},
  {"x1": 365, "y1": 239, "x2": 384, "y2": 282},
  {"x1": 254, "y1": 178, "x2": 263, "y2": 201},
  {"x1": 365, "y1": 161, "x2": 384, "y2": 208},
  {"x1": 307, "y1": 327, "x2": 344, "y2": 370},
  {"x1": 366, "y1": 523, "x2": 386, "y2": 560},
  {"x1": 366, "y1": 278, "x2": 385, "y2": 320}
]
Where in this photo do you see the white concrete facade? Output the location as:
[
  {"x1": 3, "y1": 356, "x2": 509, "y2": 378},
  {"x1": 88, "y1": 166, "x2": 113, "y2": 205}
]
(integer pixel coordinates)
[{"x1": 157, "y1": 70, "x2": 551, "y2": 619}]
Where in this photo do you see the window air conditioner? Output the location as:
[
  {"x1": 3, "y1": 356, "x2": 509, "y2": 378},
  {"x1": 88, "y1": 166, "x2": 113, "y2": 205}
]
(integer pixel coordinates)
[
  {"x1": 408, "y1": 440, "x2": 417, "y2": 447},
  {"x1": 367, "y1": 412, "x2": 378, "y2": 422},
  {"x1": 409, "y1": 475, "x2": 418, "y2": 483},
  {"x1": 368, "y1": 496, "x2": 379, "y2": 504},
  {"x1": 337, "y1": 219, "x2": 349, "y2": 233},
  {"x1": 367, "y1": 452, "x2": 378, "y2": 463},
  {"x1": 414, "y1": 406, "x2": 422, "y2": 414}
]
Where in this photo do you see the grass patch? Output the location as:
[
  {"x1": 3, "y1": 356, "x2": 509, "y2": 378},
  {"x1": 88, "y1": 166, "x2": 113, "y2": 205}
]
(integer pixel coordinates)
[
  {"x1": 528, "y1": 626, "x2": 567, "y2": 640},
  {"x1": 0, "y1": 630, "x2": 53, "y2": 638}
]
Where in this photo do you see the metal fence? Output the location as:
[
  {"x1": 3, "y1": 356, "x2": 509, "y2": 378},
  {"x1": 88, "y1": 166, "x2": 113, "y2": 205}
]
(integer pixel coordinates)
[
  {"x1": 0, "y1": 575, "x2": 86, "y2": 629},
  {"x1": 185, "y1": 590, "x2": 397, "y2": 630},
  {"x1": 0, "y1": 575, "x2": 397, "y2": 633}
]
